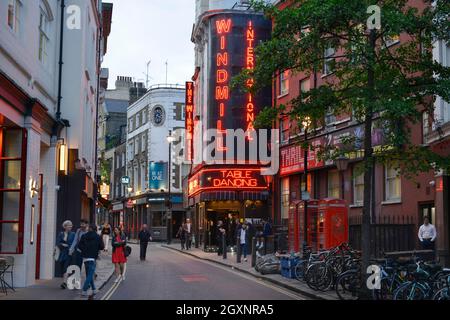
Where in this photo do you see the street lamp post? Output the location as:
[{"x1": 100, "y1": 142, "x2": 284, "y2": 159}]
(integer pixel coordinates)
[
  {"x1": 335, "y1": 155, "x2": 350, "y2": 198},
  {"x1": 302, "y1": 117, "x2": 311, "y2": 253},
  {"x1": 166, "y1": 130, "x2": 175, "y2": 245}
]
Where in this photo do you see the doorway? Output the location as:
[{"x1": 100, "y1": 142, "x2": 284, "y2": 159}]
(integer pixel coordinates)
[{"x1": 419, "y1": 202, "x2": 435, "y2": 225}]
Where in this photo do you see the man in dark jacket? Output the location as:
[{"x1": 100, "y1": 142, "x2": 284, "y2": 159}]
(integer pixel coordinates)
[
  {"x1": 78, "y1": 224, "x2": 104, "y2": 296},
  {"x1": 216, "y1": 220, "x2": 226, "y2": 256},
  {"x1": 138, "y1": 224, "x2": 152, "y2": 261}
]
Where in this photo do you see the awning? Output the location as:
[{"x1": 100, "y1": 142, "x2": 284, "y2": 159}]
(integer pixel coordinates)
[
  {"x1": 97, "y1": 195, "x2": 112, "y2": 210},
  {"x1": 200, "y1": 191, "x2": 237, "y2": 201},
  {"x1": 240, "y1": 191, "x2": 269, "y2": 201},
  {"x1": 197, "y1": 190, "x2": 269, "y2": 202}
]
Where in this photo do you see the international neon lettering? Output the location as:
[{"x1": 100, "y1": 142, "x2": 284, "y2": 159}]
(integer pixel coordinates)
[
  {"x1": 185, "y1": 81, "x2": 194, "y2": 161},
  {"x1": 245, "y1": 20, "x2": 255, "y2": 139},
  {"x1": 215, "y1": 18, "x2": 231, "y2": 150}
]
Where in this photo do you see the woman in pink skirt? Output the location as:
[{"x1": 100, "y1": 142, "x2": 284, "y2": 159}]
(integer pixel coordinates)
[{"x1": 111, "y1": 227, "x2": 127, "y2": 283}]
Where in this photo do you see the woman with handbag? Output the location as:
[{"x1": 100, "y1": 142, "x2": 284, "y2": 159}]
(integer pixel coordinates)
[
  {"x1": 111, "y1": 227, "x2": 127, "y2": 283},
  {"x1": 56, "y1": 220, "x2": 75, "y2": 289}
]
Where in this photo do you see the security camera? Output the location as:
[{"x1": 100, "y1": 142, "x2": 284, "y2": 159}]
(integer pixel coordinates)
[
  {"x1": 429, "y1": 181, "x2": 436, "y2": 187},
  {"x1": 56, "y1": 185, "x2": 61, "y2": 191}
]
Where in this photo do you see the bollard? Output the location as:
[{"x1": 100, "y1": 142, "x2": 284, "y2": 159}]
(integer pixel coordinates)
[
  {"x1": 251, "y1": 237, "x2": 257, "y2": 267},
  {"x1": 222, "y1": 233, "x2": 227, "y2": 259},
  {"x1": 266, "y1": 235, "x2": 274, "y2": 254},
  {"x1": 236, "y1": 236, "x2": 241, "y2": 263}
]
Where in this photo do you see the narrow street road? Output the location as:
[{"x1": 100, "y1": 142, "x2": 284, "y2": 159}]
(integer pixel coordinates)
[{"x1": 99, "y1": 244, "x2": 307, "y2": 300}]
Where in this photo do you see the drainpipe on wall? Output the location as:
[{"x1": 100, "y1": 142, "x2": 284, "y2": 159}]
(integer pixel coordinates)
[
  {"x1": 94, "y1": 7, "x2": 104, "y2": 222},
  {"x1": 53, "y1": 0, "x2": 70, "y2": 140}
]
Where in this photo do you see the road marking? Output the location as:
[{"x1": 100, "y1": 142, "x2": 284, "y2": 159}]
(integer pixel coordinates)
[
  {"x1": 180, "y1": 274, "x2": 209, "y2": 282},
  {"x1": 162, "y1": 246, "x2": 307, "y2": 300},
  {"x1": 100, "y1": 278, "x2": 121, "y2": 300}
]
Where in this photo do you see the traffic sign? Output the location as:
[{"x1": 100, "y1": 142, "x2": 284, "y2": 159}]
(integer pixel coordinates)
[{"x1": 121, "y1": 176, "x2": 130, "y2": 185}]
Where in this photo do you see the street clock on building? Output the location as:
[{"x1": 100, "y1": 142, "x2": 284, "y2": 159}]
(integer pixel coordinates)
[{"x1": 151, "y1": 105, "x2": 165, "y2": 126}]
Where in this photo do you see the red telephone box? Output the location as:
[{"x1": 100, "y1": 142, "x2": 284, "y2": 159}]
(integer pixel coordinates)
[
  {"x1": 302, "y1": 200, "x2": 319, "y2": 251},
  {"x1": 312, "y1": 198, "x2": 348, "y2": 251}
]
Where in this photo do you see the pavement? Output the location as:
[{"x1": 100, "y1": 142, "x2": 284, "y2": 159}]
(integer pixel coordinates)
[
  {"x1": 162, "y1": 243, "x2": 339, "y2": 300},
  {"x1": 0, "y1": 250, "x2": 114, "y2": 300}
]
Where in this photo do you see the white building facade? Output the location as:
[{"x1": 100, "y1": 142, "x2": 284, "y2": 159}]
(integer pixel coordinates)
[
  {"x1": 0, "y1": 0, "x2": 112, "y2": 286},
  {"x1": 124, "y1": 84, "x2": 188, "y2": 241}
]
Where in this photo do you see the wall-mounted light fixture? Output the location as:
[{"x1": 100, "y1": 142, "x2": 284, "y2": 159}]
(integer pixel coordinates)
[
  {"x1": 29, "y1": 177, "x2": 39, "y2": 198},
  {"x1": 58, "y1": 138, "x2": 68, "y2": 174}
]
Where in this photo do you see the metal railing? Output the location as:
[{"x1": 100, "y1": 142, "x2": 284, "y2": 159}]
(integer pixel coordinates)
[{"x1": 147, "y1": 83, "x2": 185, "y2": 91}]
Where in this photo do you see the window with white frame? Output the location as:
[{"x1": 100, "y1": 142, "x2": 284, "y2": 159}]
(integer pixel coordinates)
[
  {"x1": 433, "y1": 41, "x2": 450, "y2": 125},
  {"x1": 122, "y1": 152, "x2": 126, "y2": 167},
  {"x1": 128, "y1": 118, "x2": 133, "y2": 133},
  {"x1": 422, "y1": 111, "x2": 430, "y2": 143},
  {"x1": 141, "y1": 133, "x2": 147, "y2": 151},
  {"x1": 142, "y1": 108, "x2": 148, "y2": 124},
  {"x1": 134, "y1": 136, "x2": 140, "y2": 155},
  {"x1": 38, "y1": 6, "x2": 50, "y2": 65},
  {"x1": 128, "y1": 142, "x2": 133, "y2": 160},
  {"x1": 300, "y1": 78, "x2": 310, "y2": 98},
  {"x1": 280, "y1": 117, "x2": 290, "y2": 144},
  {"x1": 279, "y1": 70, "x2": 289, "y2": 96},
  {"x1": 136, "y1": 112, "x2": 142, "y2": 128},
  {"x1": 327, "y1": 170, "x2": 340, "y2": 198},
  {"x1": 353, "y1": 163, "x2": 364, "y2": 205},
  {"x1": 281, "y1": 177, "x2": 290, "y2": 222},
  {"x1": 7, "y1": 0, "x2": 21, "y2": 34},
  {"x1": 325, "y1": 107, "x2": 336, "y2": 126},
  {"x1": 385, "y1": 163, "x2": 401, "y2": 201},
  {"x1": 181, "y1": 104, "x2": 185, "y2": 121},
  {"x1": 323, "y1": 47, "x2": 335, "y2": 75}
]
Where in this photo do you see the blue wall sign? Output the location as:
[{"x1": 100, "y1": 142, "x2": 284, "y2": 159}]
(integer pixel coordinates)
[{"x1": 149, "y1": 162, "x2": 167, "y2": 190}]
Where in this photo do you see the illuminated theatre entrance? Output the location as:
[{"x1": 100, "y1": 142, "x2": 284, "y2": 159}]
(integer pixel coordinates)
[{"x1": 188, "y1": 167, "x2": 270, "y2": 251}]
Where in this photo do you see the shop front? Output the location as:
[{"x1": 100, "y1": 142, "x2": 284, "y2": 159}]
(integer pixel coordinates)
[
  {"x1": 188, "y1": 167, "x2": 270, "y2": 251},
  {"x1": 110, "y1": 202, "x2": 124, "y2": 228},
  {"x1": 146, "y1": 193, "x2": 185, "y2": 242},
  {"x1": 1, "y1": 72, "x2": 58, "y2": 286}
]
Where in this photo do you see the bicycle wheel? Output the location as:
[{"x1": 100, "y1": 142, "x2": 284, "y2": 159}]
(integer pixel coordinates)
[
  {"x1": 336, "y1": 270, "x2": 360, "y2": 300},
  {"x1": 432, "y1": 287, "x2": 450, "y2": 300},
  {"x1": 372, "y1": 277, "x2": 401, "y2": 300},
  {"x1": 315, "y1": 265, "x2": 334, "y2": 291},
  {"x1": 305, "y1": 262, "x2": 328, "y2": 291},
  {"x1": 433, "y1": 271, "x2": 450, "y2": 290},
  {"x1": 294, "y1": 260, "x2": 308, "y2": 281},
  {"x1": 393, "y1": 282, "x2": 426, "y2": 300}
]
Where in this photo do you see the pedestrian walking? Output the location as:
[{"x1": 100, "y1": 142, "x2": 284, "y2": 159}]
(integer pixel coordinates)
[
  {"x1": 418, "y1": 216, "x2": 437, "y2": 251},
  {"x1": 69, "y1": 219, "x2": 89, "y2": 272},
  {"x1": 112, "y1": 227, "x2": 127, "y2": 283},
  {"x1": 101, "y1": 222, "x2": 112, "y2": 252},
  {"x1": 78, "y1": 224, "x2": 104, "y2": 297},
  {"x1": 56, "y1": 220, "x2": 75, "y2": 289},
  {"x1": 185, "y1": 218, "x2": 193, "y2": 250},
  {"x1": 176, "y1": 223, "x2": 187, "y2": 250},
  {"x1": 216, "y1": 220, "x2": 226, "y2": 256},
  {"x1": 238, "y1": 222, "x2": 250, "y2": 262},
  {"x1": 138, "y1": 224, "x2": 152, "y2": 261}
]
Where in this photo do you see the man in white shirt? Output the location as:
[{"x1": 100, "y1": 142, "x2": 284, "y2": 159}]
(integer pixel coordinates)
[{"x1": 418, "y1": 217, "x2": 437, "y2": 251}]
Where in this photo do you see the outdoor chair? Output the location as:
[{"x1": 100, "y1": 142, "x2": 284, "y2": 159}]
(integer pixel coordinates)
[
  {"x1": 3, "y1": 256, "x2": 14, "y2": 291},
  {"x1": 0, "y1": 256, "x2": 14, "y2": 294},
  {"x1": 0, "y1": 259, "x2": 8, "y2": 295}
]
